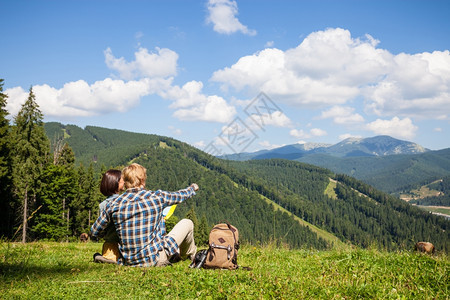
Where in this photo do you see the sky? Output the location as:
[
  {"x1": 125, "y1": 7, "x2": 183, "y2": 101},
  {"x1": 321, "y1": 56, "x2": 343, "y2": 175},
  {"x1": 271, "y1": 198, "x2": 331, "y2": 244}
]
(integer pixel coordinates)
[{"x1": 1, "y1": 0, "x2": 450, "y2": 155}]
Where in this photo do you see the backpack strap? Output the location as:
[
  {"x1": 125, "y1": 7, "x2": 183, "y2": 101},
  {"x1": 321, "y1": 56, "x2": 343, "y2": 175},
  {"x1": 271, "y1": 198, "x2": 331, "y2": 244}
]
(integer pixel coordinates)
[{"x1": 218, "y1": 220, "x2": 239, "y2": 248}]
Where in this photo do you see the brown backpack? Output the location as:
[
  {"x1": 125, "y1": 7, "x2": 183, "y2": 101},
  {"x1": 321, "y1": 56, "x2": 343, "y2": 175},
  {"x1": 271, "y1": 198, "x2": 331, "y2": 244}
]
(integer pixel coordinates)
[{"x1": 203, "y1": 222, "x2": 239, "y2": 270}]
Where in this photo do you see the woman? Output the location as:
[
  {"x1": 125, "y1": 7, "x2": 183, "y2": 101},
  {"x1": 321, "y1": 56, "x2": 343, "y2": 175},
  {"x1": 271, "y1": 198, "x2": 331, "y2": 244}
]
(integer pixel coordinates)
[{"x1": 93, "y1": 169, "x2": 124, "y2": 263}]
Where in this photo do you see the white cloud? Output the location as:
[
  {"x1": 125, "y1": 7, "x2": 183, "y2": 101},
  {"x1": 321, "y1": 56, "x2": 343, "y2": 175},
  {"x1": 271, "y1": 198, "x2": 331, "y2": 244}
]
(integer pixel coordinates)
[
  {"x1": 160, "y1": 80, "x2": 236, "y2": 123},
  {"x1": 211, "y1": 28, "x2": 450, "y2": 119},
  {"x1": 105, "y1": 47, "x2": 178, "y2": 80},
  {"x1": 290, "y1": 128, "x2": 327, "y2": 139},
  {"x1": 365, "y1": 117, "x2": 418, "y2": 140},
  {"x1": 206, "y1": 0, "x2": 256, "y2": 35},
  {"x1": 265, "y1": 41, "x2": 274, "y2": 48},
  {"x1": 319, "y1": 105, "x2": 364, "y2": 125},
  {"x1": 168, "y1": 126, "x2": 182, "y2": 135},
  {"x1": 135, "y1": 31, "x2": 144, "y2": 39},
  {"x1": 310, "y1": 128, "x2": 327, "y2": 137},
  {"x1": 434, "y1": 127, "x2": 442, "y2": 132},
  {"x1": 5, "y1": 78, "x2": 171, "y2": 119},
  {"x1": 245, "y1": 111, "x2": 293, "y2": 130},
  {"x1": 364, "y1": 50, "x2": 450, "y2": 119},
  {"x1": 339, "y1": 133, "x2": 362, "y2": 141},
  {"x1": 258, "y1": 140, "x2": 283, "y2": 150},
  {"x1": 193, "y1": 140, "x2": 206, "y2": 149},
  {"x1": 290, "y1": 129, "x2": 307, "y2": 139}
]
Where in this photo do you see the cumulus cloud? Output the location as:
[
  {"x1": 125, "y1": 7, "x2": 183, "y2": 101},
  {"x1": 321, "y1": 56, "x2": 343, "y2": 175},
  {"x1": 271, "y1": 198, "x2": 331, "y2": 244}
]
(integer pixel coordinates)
[
  {"x1": 105, "y1": 47, "x2": 178, "y2": 80},
  {"x1": 5, "y1": 78, "x2": 171, "y2": 119},
  {"x1": 290, "y1": 128, "x2": 327, "y2": 139},
  {"x1": 319, "y1": 105, "x2": 364, "y2": 125},
  {"x1": 211, "y1": 28, "x2": 450, "y2": 119},
  {"x1": 206, "y1": 0, "x2": 256, "y2": 35},
  {"x1": 365, "y1": 117, "x2": 418, "y2": 140},
  {"x1": 245, "y1": 111, "x2": 293, "y2": 131},
  {"x1": 160, "y1": 80, "x2": 236, "y2": 123},
  {"x1": 364, "y1": 50, "x2": 450, "y2": 119}
]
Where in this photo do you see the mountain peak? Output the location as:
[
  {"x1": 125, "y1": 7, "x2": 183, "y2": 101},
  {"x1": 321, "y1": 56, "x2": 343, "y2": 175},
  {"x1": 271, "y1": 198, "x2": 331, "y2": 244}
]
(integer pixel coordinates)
[
  {"x1": 334, "y1": 135, "x2": 428, "y2": 156},
  {"x1": 224, "y1": 135, "x2": 429, "y2": 160}
]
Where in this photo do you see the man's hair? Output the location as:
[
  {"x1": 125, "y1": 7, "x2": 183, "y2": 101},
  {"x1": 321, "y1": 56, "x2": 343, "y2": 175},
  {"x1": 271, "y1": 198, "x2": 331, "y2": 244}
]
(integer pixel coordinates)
[
  {"x1": 122, "y1": 163, "x2": 147, "y2": 189},
  {"x1": 100, "y1": 169, "x2": 122, "y2": 197}
]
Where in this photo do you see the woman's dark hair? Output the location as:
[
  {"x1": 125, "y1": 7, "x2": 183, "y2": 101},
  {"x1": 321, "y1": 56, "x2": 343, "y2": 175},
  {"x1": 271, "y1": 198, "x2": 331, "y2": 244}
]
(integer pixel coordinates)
[{"x1": 100, "y1": 169, "x2": 122, "y2": 197}]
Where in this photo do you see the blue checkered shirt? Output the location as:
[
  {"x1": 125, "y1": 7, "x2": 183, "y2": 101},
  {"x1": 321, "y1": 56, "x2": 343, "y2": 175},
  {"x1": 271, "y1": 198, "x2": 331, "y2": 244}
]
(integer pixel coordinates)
[{"x1": 91, "y1": 186, "x2": 196, "y2": 267}]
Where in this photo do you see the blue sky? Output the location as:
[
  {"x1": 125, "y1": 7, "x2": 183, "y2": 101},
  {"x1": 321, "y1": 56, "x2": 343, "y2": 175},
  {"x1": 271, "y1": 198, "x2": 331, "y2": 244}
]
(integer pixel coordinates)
[{"x1": 2, "y1": 0, "x2": 450, "y2": 154}]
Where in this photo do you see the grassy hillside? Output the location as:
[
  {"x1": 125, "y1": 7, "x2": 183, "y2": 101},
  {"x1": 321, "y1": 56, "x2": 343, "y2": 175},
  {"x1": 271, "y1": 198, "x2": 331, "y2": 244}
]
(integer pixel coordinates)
[
  {"x1": 43, "y1": 123, "x2": 450, "y2": 252},
  {"x1": 1, "y1": 241, "x2": 448, "y2": 299}
]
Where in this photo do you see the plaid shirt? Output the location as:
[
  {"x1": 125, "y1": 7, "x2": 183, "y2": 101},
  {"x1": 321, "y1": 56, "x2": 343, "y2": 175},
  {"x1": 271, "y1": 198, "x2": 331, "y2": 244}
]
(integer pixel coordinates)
[{"x1": 91, "y1": 186, "x2": 196, "y2": 267}]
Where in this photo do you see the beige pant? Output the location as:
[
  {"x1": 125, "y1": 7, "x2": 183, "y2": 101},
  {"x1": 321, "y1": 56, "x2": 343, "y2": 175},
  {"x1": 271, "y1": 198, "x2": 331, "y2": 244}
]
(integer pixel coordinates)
[
  {"x1": 157, "y1": 218, "x2": 197, "y2": 265},
  {"x1": 102, "y1": 242, "x2": 120, "y2": 261}
]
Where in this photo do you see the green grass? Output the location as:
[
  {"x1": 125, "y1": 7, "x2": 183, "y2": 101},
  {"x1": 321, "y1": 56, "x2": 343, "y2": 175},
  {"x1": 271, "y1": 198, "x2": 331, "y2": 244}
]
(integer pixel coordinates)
[
  {"x1": 324, "y1": 178, "x2": 338, "y2": 200},
  {"x1": 1, "y1": 242, "x2": 448, "y2": 299},
  {"x1": 417, "y1": 205, "x2": 450, "y2": 216}
]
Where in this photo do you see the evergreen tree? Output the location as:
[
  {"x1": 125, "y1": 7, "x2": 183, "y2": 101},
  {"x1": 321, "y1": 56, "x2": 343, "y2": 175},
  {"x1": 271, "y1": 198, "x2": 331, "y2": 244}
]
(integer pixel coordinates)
[
  {"x1": 71, "y1": 163, "x2": 102, "y2": 235},
  {"x1": 185, "y1": 205, "x2": 209, "y2": 245},
  {"x1": 185, "y1": 205, "x2": 198, "y2": 228},
  {"x1": 0, "y1": 79, "x2": 13, "y2": 238},
  {"x1": 11, "y1": 87, "x2": 50, "y2": 242},
  {"x1": 33, "y1": 141, "x2": 78, "y2": 240},
  {"x1": 197, "y1": 214, "x2": 210, "y2": 246},
  {"x1": 33, "y1": 164, "x2": 77, "y2": 240}
]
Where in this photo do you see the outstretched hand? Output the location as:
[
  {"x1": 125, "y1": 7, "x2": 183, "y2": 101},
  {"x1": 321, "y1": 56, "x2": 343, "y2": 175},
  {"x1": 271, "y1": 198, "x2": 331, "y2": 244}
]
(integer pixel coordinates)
[{"x1": 191, "y1": 183, "x2": 199, "y2": 191}]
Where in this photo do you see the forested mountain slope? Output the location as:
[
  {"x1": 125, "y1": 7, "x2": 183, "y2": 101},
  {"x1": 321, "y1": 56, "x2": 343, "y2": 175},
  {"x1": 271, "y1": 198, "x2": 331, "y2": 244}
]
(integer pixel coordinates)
[
  {"x1": 297, "y1": 149, "x2": 450, "y2": 194},
  {"x1": 225, "y1": 159, "x2": 449, "y2": 252},
  {"x1": 44, "y1": 123, "x2": 450, "y2": 252},
  {"x1": 44, "y1": 122, "x2": 330, "y2": 249}
]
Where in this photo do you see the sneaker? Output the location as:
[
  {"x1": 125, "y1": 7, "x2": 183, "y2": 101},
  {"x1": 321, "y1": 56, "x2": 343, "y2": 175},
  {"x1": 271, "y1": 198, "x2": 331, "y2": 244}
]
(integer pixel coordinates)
[
  {"x1": 93, "y1": 253, "x2": 116, "y2": 264},
  {"x1": 169, "y1": 253, "x2": 181, "y2": 263}
]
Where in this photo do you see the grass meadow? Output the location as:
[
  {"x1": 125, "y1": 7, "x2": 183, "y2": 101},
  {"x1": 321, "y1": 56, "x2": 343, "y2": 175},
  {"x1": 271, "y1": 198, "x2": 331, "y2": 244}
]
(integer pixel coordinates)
[{"x1": 0, "y1": 241, "x2": 448, "y2": 299}]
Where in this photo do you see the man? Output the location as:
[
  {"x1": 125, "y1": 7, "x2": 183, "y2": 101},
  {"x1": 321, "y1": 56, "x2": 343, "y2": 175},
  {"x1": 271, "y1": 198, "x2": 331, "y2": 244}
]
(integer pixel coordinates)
[{"x1": 91, "y1": 163, "x2": 199, "y2": 267}]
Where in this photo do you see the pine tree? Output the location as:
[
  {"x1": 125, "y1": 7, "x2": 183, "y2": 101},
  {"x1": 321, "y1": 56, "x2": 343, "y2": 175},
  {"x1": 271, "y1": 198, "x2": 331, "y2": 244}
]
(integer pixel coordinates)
[
  {"x1": 33, "y1": 164, "x2": 77, "y2": 240},
  {"x1": 11, "y1": 87, "x2": 50, "y2": 242},
  {"x1": 71, "y1": 163, "x2": 102, "y2": 235},
  {"x1": 197, "y1": 214, "x2": 210, "y2": 246},
  {"x1": 185, "y1": 205, "x2": 209, "y2": 245},
  {"x1": 0, "y1": 79, "x2": 13, "y2": 238},
  {"x1": 33, "y1": 141, "x2": 78, "y2": 240},
  {"x1": 185, "y1": 205, "x2": 198, "y2": 228}
]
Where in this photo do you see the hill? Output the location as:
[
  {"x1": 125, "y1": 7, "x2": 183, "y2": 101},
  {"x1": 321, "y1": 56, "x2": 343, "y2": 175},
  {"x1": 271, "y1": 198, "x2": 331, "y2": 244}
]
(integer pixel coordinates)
[{"x1": 44, "y1": 122, "x2": 450, "y2": 252}]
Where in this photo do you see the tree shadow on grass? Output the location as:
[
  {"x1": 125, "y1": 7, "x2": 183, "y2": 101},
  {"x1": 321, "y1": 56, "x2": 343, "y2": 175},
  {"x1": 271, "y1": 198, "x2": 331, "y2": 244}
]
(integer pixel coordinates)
[{"x1": 0, "y1": 259, "x2": 113, "y2": 282}]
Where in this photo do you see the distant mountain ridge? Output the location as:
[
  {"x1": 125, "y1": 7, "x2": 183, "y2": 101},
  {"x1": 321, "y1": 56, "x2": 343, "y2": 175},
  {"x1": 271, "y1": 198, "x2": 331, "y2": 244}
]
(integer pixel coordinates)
[
  {"x1": 220, "y1": 136, "x2": 450, "y2": 195},
  {"x1": 222, "y1": 135, "x2": 429, "y2": 161}
]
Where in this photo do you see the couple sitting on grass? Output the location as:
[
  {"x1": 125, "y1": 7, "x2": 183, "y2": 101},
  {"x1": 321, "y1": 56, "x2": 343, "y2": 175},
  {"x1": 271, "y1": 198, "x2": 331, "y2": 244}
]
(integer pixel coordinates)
[{"x1": 90, "y1": 163, "x2": 199, "y2": 267}]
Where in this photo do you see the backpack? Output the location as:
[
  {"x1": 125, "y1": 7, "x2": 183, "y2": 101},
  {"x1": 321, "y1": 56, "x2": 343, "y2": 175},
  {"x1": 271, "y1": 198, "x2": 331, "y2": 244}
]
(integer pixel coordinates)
[{"x1": 203, "y1": 222, "x2": 239, "y2": 270}]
